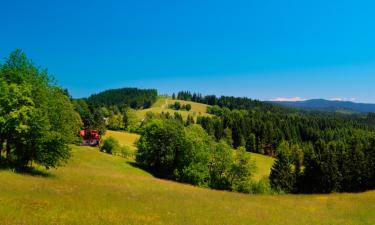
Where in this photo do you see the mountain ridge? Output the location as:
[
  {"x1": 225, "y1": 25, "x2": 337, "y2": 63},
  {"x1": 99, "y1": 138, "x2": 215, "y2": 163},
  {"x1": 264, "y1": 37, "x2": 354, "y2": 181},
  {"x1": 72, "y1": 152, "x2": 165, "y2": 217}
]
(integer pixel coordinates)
[{"x1": 270, "y1": 99, "x2": 375, "y2": 113}]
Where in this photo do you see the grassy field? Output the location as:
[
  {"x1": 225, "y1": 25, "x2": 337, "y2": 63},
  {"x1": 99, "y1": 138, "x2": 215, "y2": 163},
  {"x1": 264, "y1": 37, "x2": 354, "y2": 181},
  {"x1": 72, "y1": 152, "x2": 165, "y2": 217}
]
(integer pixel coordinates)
[
  {"x1": 103, "y1": 130, "x2": 140, "y2": 151},
  {"x1": 0, "y1": 145, "x2": 375, "y2": 225},
  {"x1": 136, "y1": 96, "x2": 211, "y2": 121}
]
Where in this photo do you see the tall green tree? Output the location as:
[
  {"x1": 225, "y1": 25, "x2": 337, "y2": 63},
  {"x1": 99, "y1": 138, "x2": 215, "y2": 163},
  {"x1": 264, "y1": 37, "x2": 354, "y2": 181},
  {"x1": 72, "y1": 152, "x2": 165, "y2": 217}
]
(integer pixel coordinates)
[
  {"x1": 269, "y1": 141, "x2": 296, "y2": 193},
  {"x1": 0, "y1": 49, "x2": 82, "y2": 168}
]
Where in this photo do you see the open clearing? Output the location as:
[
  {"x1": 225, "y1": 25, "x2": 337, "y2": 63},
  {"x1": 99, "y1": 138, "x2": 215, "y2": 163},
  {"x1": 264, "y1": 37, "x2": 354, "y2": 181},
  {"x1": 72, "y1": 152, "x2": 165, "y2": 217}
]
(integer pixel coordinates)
[
  {"x1": 136, "y1": 96, "x2": 212, "y2": 121},
  {"x1": 0, "y1": 146, "x2": 374, "y2": 225}
]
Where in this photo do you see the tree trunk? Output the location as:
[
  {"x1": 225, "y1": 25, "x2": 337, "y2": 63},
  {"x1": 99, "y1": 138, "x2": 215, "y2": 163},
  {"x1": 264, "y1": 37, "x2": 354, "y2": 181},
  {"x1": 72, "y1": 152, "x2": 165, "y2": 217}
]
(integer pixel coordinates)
[{"x1": 5, "y1": 141, "x2": 11, "y2": 161}]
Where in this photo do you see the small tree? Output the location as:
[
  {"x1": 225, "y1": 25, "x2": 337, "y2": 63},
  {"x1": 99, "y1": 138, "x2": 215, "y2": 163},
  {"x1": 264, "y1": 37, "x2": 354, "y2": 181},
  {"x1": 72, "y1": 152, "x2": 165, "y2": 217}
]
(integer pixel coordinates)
[
  {"x1": 269, "y1": 141, "x2": 296, "y2": 193},
  {"x1": 209, "y1": 140, "x2": 233, "y2": 190},
  {"x1": 136, "y1": 119, "x2": 188, "y2": 178},
  {"x1": 185, "y1": 104, "x2": 192, "y2": 111},
  {"x1": 100, "y1": 137, "x2": 120, "y2": 154},
  {"x1": 174, "y1": 101, "x2": 181, "y2": 110},
  {"x1": 229, "y1": 147, "x2": 256, "y2": 192},
  {"x1": 246, "y1": 133, "x2": 256, "y2": 152}
]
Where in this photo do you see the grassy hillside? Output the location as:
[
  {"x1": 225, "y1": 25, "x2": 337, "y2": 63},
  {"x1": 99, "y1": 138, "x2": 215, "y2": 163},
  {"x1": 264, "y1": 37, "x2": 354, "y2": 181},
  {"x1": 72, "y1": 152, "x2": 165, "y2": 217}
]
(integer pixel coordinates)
[
  {"x1": 103, "y1": 130, "x2": 140, "y2": 151},
  {"x1": 136, "y1": 96, "x2": 211, "y2": 121},
  {"x1": 0, "y1": 146, "x2": 375, "y2": 225}
]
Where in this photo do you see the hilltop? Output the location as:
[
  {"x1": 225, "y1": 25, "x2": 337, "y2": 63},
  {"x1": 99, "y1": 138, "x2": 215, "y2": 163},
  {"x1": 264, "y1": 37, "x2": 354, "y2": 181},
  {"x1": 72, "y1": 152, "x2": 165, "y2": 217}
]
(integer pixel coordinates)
[{"x1": 136, "y1": 96, "x2": 211, "y2": 121}]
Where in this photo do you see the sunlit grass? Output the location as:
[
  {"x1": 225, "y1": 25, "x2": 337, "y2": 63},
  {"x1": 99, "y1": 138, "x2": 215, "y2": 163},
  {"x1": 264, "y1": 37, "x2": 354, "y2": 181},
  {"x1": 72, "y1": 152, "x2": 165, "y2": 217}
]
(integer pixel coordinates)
[
  {"x1": 103, "y1": 130, "x2": 140, "y2": 151},
  {"x1": 136, "y1": 96, "x2": 211, "y2": 121},
  {"x1": 0, "y1": 145, "x2": 374, "y2": 224}
]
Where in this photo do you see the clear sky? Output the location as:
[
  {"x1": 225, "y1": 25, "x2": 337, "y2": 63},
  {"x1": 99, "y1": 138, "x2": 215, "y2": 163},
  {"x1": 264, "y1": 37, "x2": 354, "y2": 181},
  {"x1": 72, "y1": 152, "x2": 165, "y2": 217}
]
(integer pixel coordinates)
[{"x1": 1, "y1": 0, "x2": 375, "y2": 102}]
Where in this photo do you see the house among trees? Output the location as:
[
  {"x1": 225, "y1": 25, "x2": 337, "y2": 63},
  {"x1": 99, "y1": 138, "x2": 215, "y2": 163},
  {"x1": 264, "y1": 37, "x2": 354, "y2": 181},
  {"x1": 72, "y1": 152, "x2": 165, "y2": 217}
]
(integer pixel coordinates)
[{"x1": 80, "y1": 130, "x2": 101, "y2": 146}]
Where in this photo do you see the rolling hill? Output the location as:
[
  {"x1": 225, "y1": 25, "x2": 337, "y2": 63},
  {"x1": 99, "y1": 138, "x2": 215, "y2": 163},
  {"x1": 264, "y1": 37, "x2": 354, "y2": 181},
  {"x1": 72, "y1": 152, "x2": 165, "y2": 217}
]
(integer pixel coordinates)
[
  {"x1": 271, "y1": 99, "x2": 375, "y2": 113},
  {"x1": 136, "y1": 96, "x2": 212, "y2": 121},
  {"x1": 0, "y1": 145, "x2": 374, "y2": 225}
]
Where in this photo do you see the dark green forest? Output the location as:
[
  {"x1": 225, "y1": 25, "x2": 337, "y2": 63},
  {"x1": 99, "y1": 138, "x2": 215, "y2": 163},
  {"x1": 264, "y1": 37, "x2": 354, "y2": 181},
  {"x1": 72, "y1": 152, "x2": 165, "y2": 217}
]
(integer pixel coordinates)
[
  {"x1": 87, "y1": 87, "x2": 157, "y2": 109},
  {"x1": 172, "y1": 91, "x2": 375, "y2": 193}
]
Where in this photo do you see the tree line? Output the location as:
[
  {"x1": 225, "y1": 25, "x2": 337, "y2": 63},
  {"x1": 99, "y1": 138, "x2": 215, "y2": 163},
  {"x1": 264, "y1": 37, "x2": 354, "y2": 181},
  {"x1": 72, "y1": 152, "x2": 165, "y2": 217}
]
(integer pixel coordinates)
[
  {"x1": 136, "y1": 118, "x2": 272, "y2": 194},
  {"x1": 87, "y1": 87, "x2": 157, "y2": 109},
  {"x1": 174, "y1": 91, "x2": 375, "y2": 193}
]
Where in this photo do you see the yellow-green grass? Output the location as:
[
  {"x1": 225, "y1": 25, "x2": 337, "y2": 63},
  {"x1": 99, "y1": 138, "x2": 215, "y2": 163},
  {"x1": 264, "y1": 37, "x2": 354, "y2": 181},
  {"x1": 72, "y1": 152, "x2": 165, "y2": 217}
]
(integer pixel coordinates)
[
  {"x1": 251, "y1": 152, "x2": 275, "y2": 181},
  {"x1": 137, "y1": 96, "x2": 211, "y2": 121},
  {"x1": 0, "y1": 146, "x2": 375, "y2": 225},
  {"x1": 103, "y1": 130, "x2": 140, "y2": 151}
]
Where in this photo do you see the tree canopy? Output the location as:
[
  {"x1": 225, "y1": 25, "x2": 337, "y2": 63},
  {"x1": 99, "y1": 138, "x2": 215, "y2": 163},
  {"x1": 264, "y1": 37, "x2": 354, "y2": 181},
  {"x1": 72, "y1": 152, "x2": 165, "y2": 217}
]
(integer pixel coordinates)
[{"x1": 0, "y1": 49, "x2": 82, "y2": 169}]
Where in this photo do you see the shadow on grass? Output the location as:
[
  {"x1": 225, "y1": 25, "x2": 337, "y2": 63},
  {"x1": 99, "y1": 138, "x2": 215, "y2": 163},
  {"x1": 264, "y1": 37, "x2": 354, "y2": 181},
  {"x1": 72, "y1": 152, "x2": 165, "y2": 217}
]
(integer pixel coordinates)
[
  {"x1": 15, "y1": 167, "x2": 56, "y2": 178},
  {"x1": 127, "y1": 161, "x2": 146, "y2": 170},
  {"x1": 0, "y1": 159, "x2": 55, "y2": 178}
]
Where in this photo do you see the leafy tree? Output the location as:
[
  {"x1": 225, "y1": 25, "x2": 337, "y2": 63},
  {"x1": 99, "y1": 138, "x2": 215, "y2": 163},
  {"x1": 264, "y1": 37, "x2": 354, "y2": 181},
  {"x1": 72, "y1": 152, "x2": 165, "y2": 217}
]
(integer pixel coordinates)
[
  {"x1": 0, "y1": 49, "x2": 82, "y2": 169},
  {"x1": 180, "y1": 125, "x2": 213, "y2": 186},
  {"x1": 245, "y1": 133, "x2": 257, "y2": 152},
  {"x1": 100, "y1": 137, "x2": 120, "y2": 154},
  {"x1": 229, "y1": 147, "x2": 256, "y2": 192},
  {"x1": 209, "y1": 140, "x2": 233, "y2": 190},
  {"x1": 123, "y1": 107, "x2": 138, "y2": 131},
  {"x1": 185, "y1": 104, "x2": 192, "y2": 111},
  {"x1": 136, "y1": 120, "x2": 187, "y2": 178}
]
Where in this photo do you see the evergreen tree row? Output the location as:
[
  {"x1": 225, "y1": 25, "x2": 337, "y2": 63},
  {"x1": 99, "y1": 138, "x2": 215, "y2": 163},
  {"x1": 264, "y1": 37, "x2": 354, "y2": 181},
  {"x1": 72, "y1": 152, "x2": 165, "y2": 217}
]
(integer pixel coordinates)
[{"x1": 87, "y1": 87, "x2": 157, "y2": 109}]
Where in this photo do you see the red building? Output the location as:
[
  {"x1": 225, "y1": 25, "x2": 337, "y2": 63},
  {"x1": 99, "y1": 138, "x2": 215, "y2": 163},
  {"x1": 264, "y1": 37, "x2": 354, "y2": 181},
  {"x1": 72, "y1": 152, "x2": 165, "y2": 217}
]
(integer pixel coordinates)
[{"x1": 80, "y1": 130, "x2": 101, "y2": 146}]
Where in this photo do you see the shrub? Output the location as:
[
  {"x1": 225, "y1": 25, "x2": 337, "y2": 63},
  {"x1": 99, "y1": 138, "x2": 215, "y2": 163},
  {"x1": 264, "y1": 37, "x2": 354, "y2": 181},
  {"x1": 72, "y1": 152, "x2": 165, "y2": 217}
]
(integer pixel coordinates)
[
  {"x1": 100, "y1": 137, "x2": 120, "y2": 154},
  {"x1": 136, "y1": 119, "x2": 187, "y2": 178}
]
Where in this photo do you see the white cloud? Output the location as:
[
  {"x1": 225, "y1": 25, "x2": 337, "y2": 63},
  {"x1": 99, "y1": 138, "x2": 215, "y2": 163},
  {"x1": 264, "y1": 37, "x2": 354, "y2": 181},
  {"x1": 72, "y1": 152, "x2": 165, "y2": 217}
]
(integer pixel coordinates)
[
  {"x1": 329, "y1": 97, "x2": 356, "y2": 102},
  {"x1": 271, "y1": 97, "x2": 305, "y2": 102}
]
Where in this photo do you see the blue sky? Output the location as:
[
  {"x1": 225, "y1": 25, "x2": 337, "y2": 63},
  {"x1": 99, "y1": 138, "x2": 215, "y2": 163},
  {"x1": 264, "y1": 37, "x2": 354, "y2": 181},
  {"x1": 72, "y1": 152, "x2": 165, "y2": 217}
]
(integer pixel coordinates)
[{"x1": 1, "y1": 0, "x2": 375, "y2": 102}]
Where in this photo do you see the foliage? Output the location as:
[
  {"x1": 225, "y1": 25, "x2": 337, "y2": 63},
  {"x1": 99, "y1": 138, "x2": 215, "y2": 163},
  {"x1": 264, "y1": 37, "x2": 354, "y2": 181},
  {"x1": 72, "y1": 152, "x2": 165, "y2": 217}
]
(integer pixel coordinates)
[
  {"x1": 87, "y1": 87, "x2": 157, "y2": 109},
  {"x1": 100, "y1": 137, "x2": 120, "y2": 154},
  {"x1": 269, "y1": 141, "x2": 296, "y2": 193},
  {"x1": 136, "y1": 119, "x2": 258, "y2": 192},
  {"x1": 0, "y1": 49, "x2": 82, "y2": 169},
  {"x1": 136, "y1": 119, "x2": 188, "y2": 178}
]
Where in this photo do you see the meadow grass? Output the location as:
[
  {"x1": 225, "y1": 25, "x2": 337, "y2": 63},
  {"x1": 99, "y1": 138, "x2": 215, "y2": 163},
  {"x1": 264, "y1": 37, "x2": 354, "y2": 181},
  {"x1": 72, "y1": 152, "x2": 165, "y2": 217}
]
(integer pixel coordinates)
[
  {"x1": 250, "y1": 152, "x2": 275, "y2": 181},
  {"x1": 103, "y1": 130, "x2": 140, "y2": 151},
  {"x1": 136, "y1": 96, "x2": 211, "y2": 121},
  {"x1": 0, "y1": 145, "x2": 374, "y2": 224}
]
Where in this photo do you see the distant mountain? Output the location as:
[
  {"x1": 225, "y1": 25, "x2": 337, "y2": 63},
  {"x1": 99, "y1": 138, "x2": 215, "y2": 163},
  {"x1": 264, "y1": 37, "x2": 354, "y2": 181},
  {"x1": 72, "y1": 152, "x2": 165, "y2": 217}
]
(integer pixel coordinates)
[{"x1": 270, "y1": 99, "x2": 375, "y2": 114}]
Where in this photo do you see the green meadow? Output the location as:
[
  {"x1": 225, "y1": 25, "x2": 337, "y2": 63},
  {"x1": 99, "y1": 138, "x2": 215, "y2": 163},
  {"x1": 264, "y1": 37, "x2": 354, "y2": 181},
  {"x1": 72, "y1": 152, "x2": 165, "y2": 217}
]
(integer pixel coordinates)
[
  {"x1": 136, "y1": 96, "x2": 212, "y2": 121},
  {"x1": 1, "y1": 145, "x2": 375, "y2": 225}
]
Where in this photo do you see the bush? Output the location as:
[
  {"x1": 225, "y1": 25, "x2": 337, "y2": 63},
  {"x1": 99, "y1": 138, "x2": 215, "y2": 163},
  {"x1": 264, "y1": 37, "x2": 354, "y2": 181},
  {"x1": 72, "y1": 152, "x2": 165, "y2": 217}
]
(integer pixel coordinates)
[
  {"x1": 136, "y1": 119, "x2": 187, "y2": 178},
  {"x1": 185, "y1": 104, "x2": 192, "y2": 111},
  {"x1": 100, "y1": 137, "x2": 120, "y2": 154},
  {"x1": 228, "y1": 176, "x2": 277, "y2": 194}
]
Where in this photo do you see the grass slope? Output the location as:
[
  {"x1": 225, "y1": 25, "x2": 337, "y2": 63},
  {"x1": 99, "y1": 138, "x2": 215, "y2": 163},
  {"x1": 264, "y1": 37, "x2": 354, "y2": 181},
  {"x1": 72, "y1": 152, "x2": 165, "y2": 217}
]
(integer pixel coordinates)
[
  {"x1": 103, "y1": 130, "x2": 140, "y2": 151},
  {"x1": 0, "y1": 146, "x2": 375, "y2": 225},
  {"x1": 136, "y1": 96, "x2": 211, "y2": 121}
]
